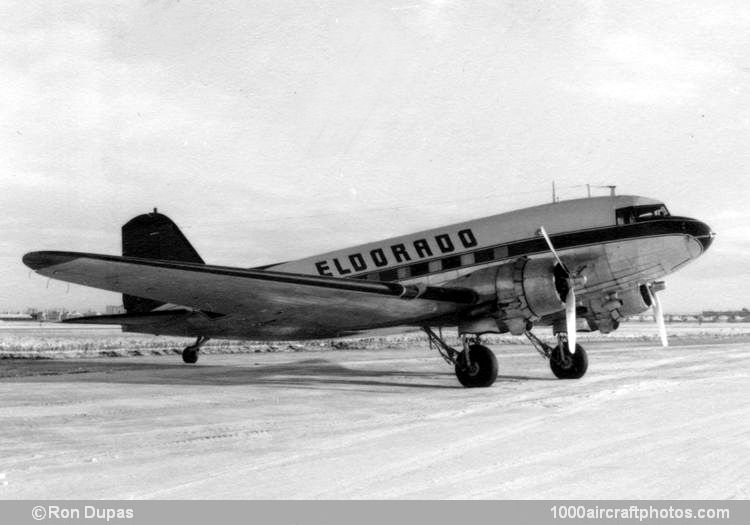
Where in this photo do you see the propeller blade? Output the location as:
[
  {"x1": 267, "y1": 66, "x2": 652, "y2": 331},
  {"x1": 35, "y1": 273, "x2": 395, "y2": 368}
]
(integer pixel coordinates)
[
  {"x1": 565, "y1": 286, "x2": 577, "y2": 354},
  {"x1": 539, "y1": 226, "x2": 569, "y2": 275},
  {"x1": 651, "y1": 288, "x2": 668, "y2": 347},
  {"x1": 541, "y1": 225, "x2": 578, "y2": 353}
]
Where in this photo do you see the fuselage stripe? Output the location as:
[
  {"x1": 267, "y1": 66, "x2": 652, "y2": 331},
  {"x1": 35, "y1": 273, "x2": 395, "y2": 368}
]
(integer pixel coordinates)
[{"x1": 341, "y1": 218, "x2": 706, "y2": 283}]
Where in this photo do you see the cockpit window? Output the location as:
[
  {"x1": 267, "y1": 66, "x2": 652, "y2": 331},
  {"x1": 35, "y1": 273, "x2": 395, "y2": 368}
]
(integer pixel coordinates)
[{"x1": 616, "y1": 205, "x2": 670, "y2": 225}]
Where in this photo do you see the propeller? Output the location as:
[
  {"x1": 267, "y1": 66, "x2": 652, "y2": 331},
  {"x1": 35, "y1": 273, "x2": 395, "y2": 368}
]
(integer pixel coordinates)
[
  {"x1": 539, "y1": 226, "x2": 578, "y2": 354},
  {"x1": 647, "y1": 284, "x2": 668, "y2": 347}
]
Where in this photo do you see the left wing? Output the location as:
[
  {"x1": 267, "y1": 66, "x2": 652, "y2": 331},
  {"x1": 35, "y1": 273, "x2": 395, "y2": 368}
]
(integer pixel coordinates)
[{"x1": 23, "y1": 251, "x2": 478, "y2": 338}]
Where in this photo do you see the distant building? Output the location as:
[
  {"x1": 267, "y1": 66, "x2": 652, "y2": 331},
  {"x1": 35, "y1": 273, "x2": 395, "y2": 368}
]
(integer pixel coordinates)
[
  {"x1": 105, "y1": 305, "x2": 126, "y2": 315},
  {"x1": 44, "y1": 310, "x2": 63, "y2": 321},
  {"x1": 0, "y1": 313, "x2": 34, "y2": 321}
]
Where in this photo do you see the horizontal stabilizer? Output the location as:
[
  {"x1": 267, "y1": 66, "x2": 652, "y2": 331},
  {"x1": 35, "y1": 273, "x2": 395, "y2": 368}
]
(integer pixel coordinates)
[{"x1": 62, "y1": 310, "x2": 193, "y2": 326}]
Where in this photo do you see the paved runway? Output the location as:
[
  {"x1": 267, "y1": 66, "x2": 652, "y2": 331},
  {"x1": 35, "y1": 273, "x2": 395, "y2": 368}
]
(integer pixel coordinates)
[{"x1": 1, "y1": 340, "x2": 748, "y2": 499}]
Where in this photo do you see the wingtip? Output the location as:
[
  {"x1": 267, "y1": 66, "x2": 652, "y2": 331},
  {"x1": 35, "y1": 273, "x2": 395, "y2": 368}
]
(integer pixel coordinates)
[
  {"x1": 22, "y1": 251, "x2": 47, "y2": 270},
  {"x1": 22, "y1": 251, "x2": 78, "y2": 271}
]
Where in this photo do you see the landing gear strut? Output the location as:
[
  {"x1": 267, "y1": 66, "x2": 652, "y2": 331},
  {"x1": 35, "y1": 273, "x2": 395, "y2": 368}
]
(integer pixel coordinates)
[
  {"x1": 182, "y1": 336, "x2": 210, "y2": 364},
  {"x1": 422, "y1": 327, "x2": 498, "y2": 388},
  {"x1": 524, "y1": 331, "x2": 588, "y2": 379}
]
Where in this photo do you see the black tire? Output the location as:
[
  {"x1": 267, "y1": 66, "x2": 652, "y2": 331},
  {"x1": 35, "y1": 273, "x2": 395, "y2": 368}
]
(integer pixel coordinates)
[
  {"x1": 182, "y1": 347, "x2": 199, "y2": 364},
  {"x1": 550, "y1": 343, "x2": 587, "y2": 379},
  {"x1": 455, "y1": 344, "x2": 498, "y2": 388}
]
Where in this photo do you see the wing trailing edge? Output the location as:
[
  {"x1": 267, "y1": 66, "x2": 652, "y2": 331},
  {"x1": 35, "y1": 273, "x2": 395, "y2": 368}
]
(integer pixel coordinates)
[
  {"x1": 23, "y1": 251, "x2": 478, "y2": 305},
  {"x1": 23, "y1": 251, "x2": 478, "y2": 338}
]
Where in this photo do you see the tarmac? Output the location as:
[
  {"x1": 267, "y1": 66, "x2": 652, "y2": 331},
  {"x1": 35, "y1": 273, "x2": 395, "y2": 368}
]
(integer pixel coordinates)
[{"x1": 1, "y1": 339, "x2": 748, "y2": 499}]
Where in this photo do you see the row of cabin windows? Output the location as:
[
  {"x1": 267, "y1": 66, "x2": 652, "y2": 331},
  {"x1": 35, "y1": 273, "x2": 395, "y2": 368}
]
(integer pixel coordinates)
[
  {"x1": 354, "y1": 246, "x2": 509, "y2": 282},
  {"x1": 351, "y1": 205, "x2": 671, "y2": 282}
]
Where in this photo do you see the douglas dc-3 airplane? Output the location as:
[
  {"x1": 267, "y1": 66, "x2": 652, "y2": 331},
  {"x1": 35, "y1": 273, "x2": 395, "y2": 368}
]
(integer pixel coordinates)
[{"x1": 23, "y1": 195, "x2": 714, "y2": 387}]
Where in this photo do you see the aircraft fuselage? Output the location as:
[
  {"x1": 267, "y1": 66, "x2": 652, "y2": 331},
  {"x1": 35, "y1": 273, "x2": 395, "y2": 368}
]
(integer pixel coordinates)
[{"x1": 270, "y1": 195, "x2": 713, "y2": 293}]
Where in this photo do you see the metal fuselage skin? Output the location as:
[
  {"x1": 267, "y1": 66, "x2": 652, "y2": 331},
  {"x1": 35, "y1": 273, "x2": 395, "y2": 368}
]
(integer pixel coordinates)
[{"x1": 269, "y1": 195, "x2": 713, "y2": 294}]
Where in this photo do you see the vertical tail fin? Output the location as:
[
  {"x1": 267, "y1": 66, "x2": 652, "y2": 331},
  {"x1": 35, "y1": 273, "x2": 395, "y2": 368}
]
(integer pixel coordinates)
[{"x1": 121, "y1": 209, "x2": 203, "y2": 313}]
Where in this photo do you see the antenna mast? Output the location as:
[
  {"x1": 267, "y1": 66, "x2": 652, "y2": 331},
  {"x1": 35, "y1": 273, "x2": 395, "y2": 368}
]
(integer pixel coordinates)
[{"x1": 587, "y1": 184, "x2": 617, "y2": 198}]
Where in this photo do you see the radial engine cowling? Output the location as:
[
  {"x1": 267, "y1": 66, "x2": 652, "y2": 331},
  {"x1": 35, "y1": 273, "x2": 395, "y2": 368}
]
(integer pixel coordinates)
[
  {"x1": 618, "y1": 284, "x2": 659, "y2": 317},
  {"x1": 495, "y1": 257, "x2": 570, "y2": 335}
]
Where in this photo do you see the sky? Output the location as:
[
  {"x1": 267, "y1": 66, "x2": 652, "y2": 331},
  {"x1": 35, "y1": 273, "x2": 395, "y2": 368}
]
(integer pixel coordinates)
[{"x1": 1, "y1": 0, "x2": 748, "y2": 313}]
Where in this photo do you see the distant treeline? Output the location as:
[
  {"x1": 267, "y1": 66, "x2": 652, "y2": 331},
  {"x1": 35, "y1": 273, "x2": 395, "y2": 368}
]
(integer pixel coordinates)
[{"x1": 702, "y1": 308, "x2": 749, "y2": 317}]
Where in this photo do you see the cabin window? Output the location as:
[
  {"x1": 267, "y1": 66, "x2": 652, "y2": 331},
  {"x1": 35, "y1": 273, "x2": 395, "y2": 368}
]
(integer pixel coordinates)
[
  {"x1": 441, "y1": 255, "x2": 461, "y2": 270},
  {"x1": 473, "y1": 248, "x2": 494, "y2": 263},
  {"x1": 616, "y1": 208, "x2": 633, "y2": 225},
  {"x1": 379, "y1": 268, "x2": 398, "y2": 281},
  {"x1": 409, "y1": 262, "x2": 429, "y2": 277},
  {"x1": 616, "y1": 205, "x2": 670, "y2": 224},
  {"x1": 493, "y1": 246, "x2": 508, "y2": 259}
]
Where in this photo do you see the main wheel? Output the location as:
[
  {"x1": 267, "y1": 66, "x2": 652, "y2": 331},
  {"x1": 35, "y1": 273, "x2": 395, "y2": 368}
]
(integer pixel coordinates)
[
  {"x1": 455, "y1": 344, "x2": 498, "y2": 388},
  {"x1": 550, "y1": 342, "x2": 587, "y2": 379},
  {"x1": 182, "y1": 346, "x2": 199, "y2": 364}
]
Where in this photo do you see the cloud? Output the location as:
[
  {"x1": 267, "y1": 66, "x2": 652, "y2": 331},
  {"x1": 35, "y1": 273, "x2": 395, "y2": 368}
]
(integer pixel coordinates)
[
  {"x1": 593, "y1": 33, "x2": 731, "y2": 104},
  {"x1": 560, "y1": 2, "x2": 739, "y2": 106}
]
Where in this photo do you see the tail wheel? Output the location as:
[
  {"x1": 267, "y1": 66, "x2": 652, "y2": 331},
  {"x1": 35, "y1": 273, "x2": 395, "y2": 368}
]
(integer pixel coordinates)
[
  {"x1": 455, "y1": 344, "x2": 498, "y2": 388},
  {"x1": 180, "y1": 336, "x2": 209, "y2": 364},
  {"x1": 550, "y1": 343, "x2": 588, "y2": 379},
  {"x1": 182, "y1": 346, "x2": 199, "y2": 364}
]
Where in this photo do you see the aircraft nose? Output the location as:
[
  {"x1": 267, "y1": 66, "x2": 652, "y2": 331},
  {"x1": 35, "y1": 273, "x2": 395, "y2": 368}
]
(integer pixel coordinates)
[{"x1": 692, "y1": 220, "x2": 715, "y2": 252}]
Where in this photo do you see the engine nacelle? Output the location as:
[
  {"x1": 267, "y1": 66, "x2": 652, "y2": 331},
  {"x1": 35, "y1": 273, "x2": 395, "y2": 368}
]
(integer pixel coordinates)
[
  {"x1": 585, "y1": 283, "x2": 661, "y2": 333},
  {"x1": 618, "y1": 284, "x2": 655, "y2": 317},
  {"x1": 495, "y1": 257, "x2": 568, "y2": 334},
  {"x1": 451, "y1": 256, "x2": 662, "y2": 337},
  {"x1": 448, "y1": 256, "x2": 575, "y2": 335}
]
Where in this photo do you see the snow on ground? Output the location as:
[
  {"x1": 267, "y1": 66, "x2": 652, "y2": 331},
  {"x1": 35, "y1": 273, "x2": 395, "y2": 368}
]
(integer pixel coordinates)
[
  {"x1": 2, "y1": 322, "x2": 749, "y2": 359},
  {"x1": 1, "y1": 337, "x2": 749, "y2": 499}
]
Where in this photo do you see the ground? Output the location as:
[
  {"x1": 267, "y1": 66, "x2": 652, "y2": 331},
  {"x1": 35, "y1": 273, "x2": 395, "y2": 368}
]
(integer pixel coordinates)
[{"x1": 1, "y1": 335, "x2": 748, "y2": 499}]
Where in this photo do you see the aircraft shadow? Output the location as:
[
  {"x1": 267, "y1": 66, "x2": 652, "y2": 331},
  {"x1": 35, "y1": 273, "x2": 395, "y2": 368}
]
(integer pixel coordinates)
[{"x1": 0, "y1": 357, "x2": 555, "y2": 390}]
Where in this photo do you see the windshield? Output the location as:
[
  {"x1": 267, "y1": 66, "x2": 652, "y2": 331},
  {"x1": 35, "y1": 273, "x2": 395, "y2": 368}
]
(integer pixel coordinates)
[{"x1": 616, "y1": 204, "x2": 670, "y2": 225}]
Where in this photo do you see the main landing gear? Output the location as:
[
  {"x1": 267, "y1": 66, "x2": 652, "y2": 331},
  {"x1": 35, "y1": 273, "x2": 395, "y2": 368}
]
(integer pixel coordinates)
[
  {"x1": 182, "y1": 336, "x2": 210, "y2": 364},
  {"x1": 423, "y1": 327, "x2": 588, "y2": 386},
  {"x1": 423, "y1": 327, "x2": 498, "y2": 388},
  {"x1": 525, "y1": 331, "x2": 588, "y2": 379}
]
